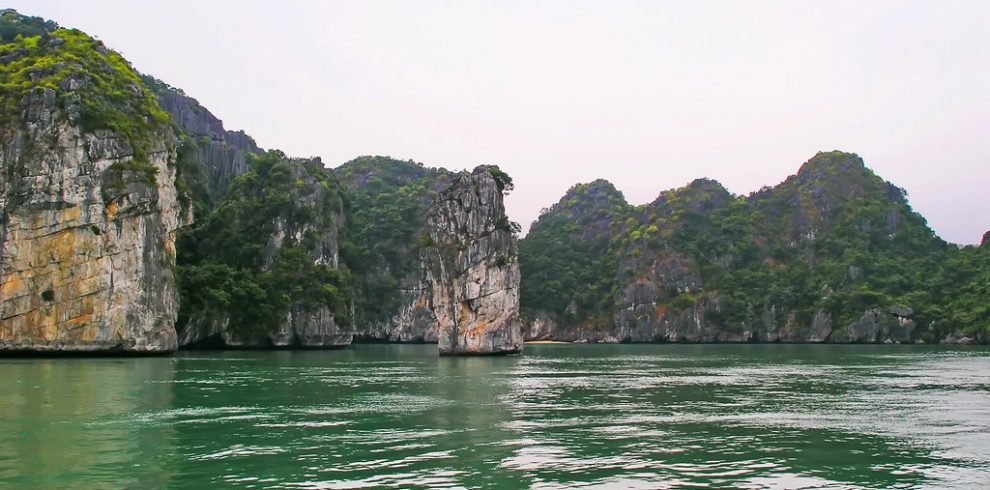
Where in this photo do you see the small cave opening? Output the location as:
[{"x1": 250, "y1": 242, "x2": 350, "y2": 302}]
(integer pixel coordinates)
[
  {"x1": 91, "y1": 226, "x2": 102, "y2": 235},
  {"x1": 41, "y1": 289, "x2": 55, "y2": 302}
]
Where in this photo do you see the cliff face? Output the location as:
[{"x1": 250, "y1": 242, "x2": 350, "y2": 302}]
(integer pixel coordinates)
[
  {"x1": 335, "y1": 158, "x2": 522, "y2": 353},
  {"x1": 175, "y1": 153, "x2": 352, "y2": 348},
  {"x1": 0, "y1": 22, "x2": 186, "y2": 352},
  {"x1": 142, "y1": 76, "x2": 260, "y2": 210},
  {"x1": 146, "y1": 73, "x2": 355, "y2": 348},
  {"x1": 521, "y1": 151, "x2": 961, "y2": 344}
]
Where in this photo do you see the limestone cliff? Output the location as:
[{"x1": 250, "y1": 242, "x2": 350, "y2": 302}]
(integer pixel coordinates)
[
  {"x1": 335, "y1": 158, "x2": 522, "y2": 353},
  {"x1": 420, "y1": 167, "x2": 522, "y2": 354},
  {"x1": 0, "y1": 20, "x2": 186, "y2": 352},
  {"x1": 142, "y1": 75, "x2": 260, "y2": 209}
]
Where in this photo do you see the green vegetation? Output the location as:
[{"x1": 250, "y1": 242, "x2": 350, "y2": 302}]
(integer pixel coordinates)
[
  {"x1": 8, "y1": 9, "x2": 984, "y2": 342},
  {"x1": 105, "y1": 159, "x2": 160, "y2": 192},
  {"x1": 334, "y1": 156, "x2": 451, "y2": 322},
  {"x1": 172, "y1": 134, "x2": 212, "y2": 216},
  {"x1": 176, "y1": 151, "x2": 354, "y2": 337},
  {"x1": 0, "y1": 9, "x2": 170, "y2": 177},
  {"x1": 938, "y1": 244, "x2": 990, "y2": 336},
  {"x1": 520, "y1": 179, "x2": 631, "y2": 326},
  {"x1": 0, "y1": 9, "x2": 57, "y2": 42},
  {"x1": 485, "y1": 165, "x2": 514, "y2": 193},
  {"x1": 521, "y1": 152, "x2": 990, "y2": 339}
]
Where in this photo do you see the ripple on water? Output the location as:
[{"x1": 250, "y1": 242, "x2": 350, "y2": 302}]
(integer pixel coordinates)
[
  {"x1": 192, "y1": 444, "x2": 288, "y2": 461},
  {"x1": 4, "y1": 345, "x2": 990, "y2": 489}
]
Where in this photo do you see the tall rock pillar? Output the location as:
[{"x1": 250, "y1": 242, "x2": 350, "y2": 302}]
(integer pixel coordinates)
[{"x1": 425, "y1": 167, "x2": 522, "y2": 355}]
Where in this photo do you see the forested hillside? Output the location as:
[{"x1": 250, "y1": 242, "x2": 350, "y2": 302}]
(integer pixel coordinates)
[{"x1": 521, "y1": 151, "x2": 988, "y2": 343}]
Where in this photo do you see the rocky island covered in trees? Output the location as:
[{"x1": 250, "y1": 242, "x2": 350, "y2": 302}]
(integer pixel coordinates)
[{"x1": 1, "y1": 10, "x2": 986, "y2": 354}]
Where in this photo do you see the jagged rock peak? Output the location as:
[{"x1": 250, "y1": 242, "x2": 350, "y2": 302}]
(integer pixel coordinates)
[
  {"x1": 142, "y1": 74, "x2": 261, "y2": 154},
  {"x1": 147, "y1": 74, "x2": 263, "y2": 211},
  {"x1": 687, "y1": 177, "x2": 729, "y2": 192},
  {"x1": 333, "y1": 156, "x2": 444, "y2": 197},
  {"x1": 753, "y1": 150, "x2": 906, "y2": 212},
  {"x1": 563, "y1": 179, "x2": 625, "y2": 201},
  {"x1": 543, "y1": 179, "x2": 628, "y2": 222},
  {"x1": 666, "y1": 177, "x2": 731, "y2": 198},
  {"x1": 982, "y1": 231, "x2": 990, "y2": 248}
]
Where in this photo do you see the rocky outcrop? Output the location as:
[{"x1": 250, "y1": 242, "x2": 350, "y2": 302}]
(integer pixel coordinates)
[
  {"x1": 426, "y1": 168, "x2": 522, "y2": 355},
  {"x1": 832, "y1": 307, "x2": 915, "y2": 343},
  {"x1": 143, "y1": 76, "x2": 261, "y2": 207},
  {"x1": 0, "y1": 91, "x2": 185, "y2": 353},
  {"x1": 181, "y1": 303, "x2": 352, "y2": 349},
  {"x1": 335, "y1": 159, "x2": 522, "y2": 353},
  {"x1": 178, "y1": 159, "x2": 523, "y2": 354}
]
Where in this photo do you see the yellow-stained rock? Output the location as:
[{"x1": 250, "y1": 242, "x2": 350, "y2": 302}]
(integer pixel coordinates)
[{"x1": 1, "y1": 95, "x2": 186, "y2": 354}]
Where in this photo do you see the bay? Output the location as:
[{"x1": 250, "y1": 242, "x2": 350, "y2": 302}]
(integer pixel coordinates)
[{"x1": 1, "y1": 344, "x2": 988, "y2": 489}]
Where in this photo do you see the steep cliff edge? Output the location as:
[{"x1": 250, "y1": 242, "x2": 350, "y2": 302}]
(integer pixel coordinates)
[
  {"x1": 521, "y1": 151, "x2": 979, "y2": 343},
  {"x1": 0, "y1": 14, "x2": 186, "y2": 352},
  {"x1": 335, "y1": 158, "x2": 522, "y2": 353},
  {"x1": 141, "y1": 75, "x2": 261, "y2": 212},
  {"x1": 423, "y1": 167, "x2": 522, "y2": 354},
  {"x1": 175, "y1": 151, "x2": 353, "y2": 348}
]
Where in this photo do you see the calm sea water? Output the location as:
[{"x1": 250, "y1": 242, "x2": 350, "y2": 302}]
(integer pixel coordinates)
[{"x1": 1, "y1": 344, "x2": 988, "y2": 489}]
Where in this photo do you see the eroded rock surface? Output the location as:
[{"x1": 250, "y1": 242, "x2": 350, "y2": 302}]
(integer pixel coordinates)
[
  {"x1": 145, "y1": 76, "x2": 261, "y2": 205},
  {"x1": 1, "y1": 92, "x2": 185, "y2": 353},
  {"x1": 426, "y1": 168, "x2": 522, "y2": 355},
  {"x1": 335, "y1": 159, "x2": 522, "y2": 353}
]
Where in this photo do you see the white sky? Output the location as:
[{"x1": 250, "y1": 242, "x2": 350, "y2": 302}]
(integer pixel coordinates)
[{"x1": 9, "y1": 0, "x2": 989, "y2": 243}]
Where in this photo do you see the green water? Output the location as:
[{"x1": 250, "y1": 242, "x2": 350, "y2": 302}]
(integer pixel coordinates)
[{"x1": 1, "y1": 345, "x2": 988, "y2": 489}]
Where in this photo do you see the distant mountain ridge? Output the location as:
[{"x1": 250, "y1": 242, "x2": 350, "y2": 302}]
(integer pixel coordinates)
[{"x1": 521, "y1": 151, "x2": 988, "y2": 344}]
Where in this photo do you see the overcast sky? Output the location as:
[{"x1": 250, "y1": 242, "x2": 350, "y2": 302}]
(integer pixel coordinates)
[{"x1": 10, "y1": 1, "x2": 989, "y2": 243}]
